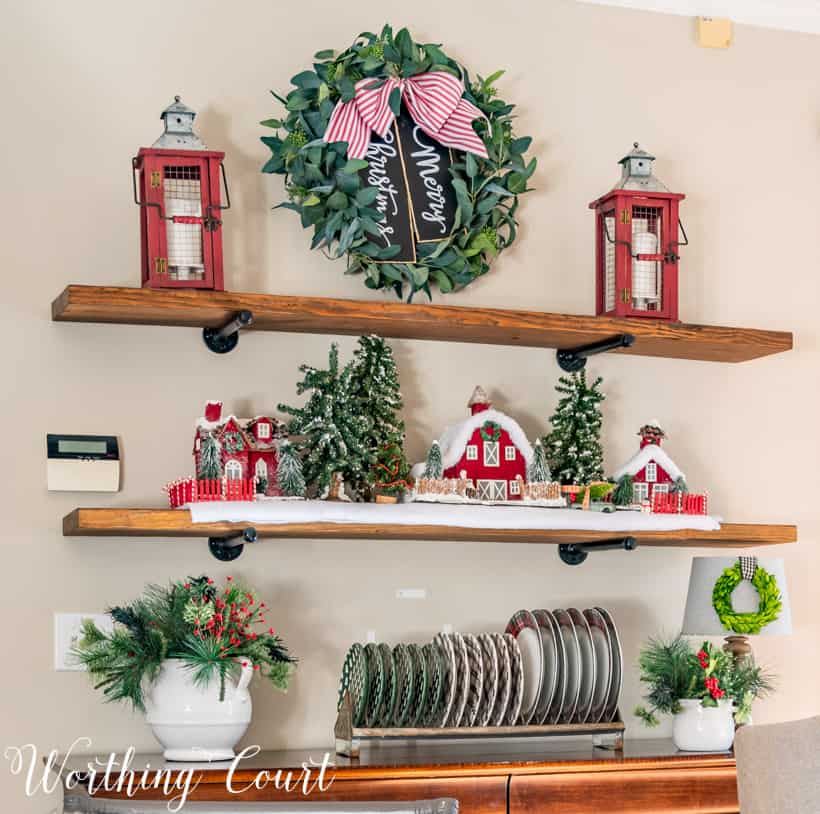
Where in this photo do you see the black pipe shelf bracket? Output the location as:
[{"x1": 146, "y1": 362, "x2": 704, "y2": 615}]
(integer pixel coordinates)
[
  {"x1": 203, "y1": 310, "x2": 254, "y2": 354},
  {"x1": 208, "y1": 527, "x2": 258, "y2": 561},
  {"x1": 556, "y1": 333, "x2": 635, "y2": 372},
  {"x1": 558, "y1": 536, "x2": 637, "y2": 566}
]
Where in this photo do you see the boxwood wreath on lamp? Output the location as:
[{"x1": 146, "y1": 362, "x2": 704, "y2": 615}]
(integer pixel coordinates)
[
  {"x1": 712, "y1": 558, "x2": 783, "y2": 635},
  {"x1": 261, "y1": 24, "x2": 536, "y2": 300}
]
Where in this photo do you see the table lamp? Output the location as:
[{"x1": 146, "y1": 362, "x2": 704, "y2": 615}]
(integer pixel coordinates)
[{"x1": 681, "y1": 556, "x2": 792, "y2": 662}]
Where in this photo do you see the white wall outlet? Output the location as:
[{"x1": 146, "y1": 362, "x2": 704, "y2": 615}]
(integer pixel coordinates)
[
  {"x1": 366, "y1": 630, "x2": 377, "y2": 643},
  {"x1": 54, "y1": 613, "x2": 112, "y2": 671},
  {"x1": 396, "y1": 588, "x2": 427, "y2": 600}
]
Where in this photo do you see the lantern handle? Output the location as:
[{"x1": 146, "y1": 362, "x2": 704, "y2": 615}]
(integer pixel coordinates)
[
  {"x1": 602, "y1": 216, "x2": 688, "y2": 263},
  {"x1": 204, "y1": 163, "x2": 231, "y2": 231},
  {"x1": 673, "y1": 218, "x2": 689, "y2": 248},
  {"x1": 132, "y1": 156, "x2": 168, "y2": 220}
]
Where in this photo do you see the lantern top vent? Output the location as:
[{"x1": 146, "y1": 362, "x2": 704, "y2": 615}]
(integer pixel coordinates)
[
  {"x1": 153, "y1": 95, "x2": 207, "y2": 150},
  {"x1": 613, "y1": 142, "x2": 669, "y2": 193}
]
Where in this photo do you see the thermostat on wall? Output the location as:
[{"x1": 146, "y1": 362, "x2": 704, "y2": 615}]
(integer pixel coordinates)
[{"x1": 47, "y1": 434, "x2": 120, "y2": 492}]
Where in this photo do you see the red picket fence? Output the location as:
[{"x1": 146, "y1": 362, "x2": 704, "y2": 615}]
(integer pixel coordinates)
[
  {"x1": 652, "y1": 491, "x2": 708, "y2": 516},
  {"x1": 165, "y1": 477, "x2": 257, "y2": 508}
]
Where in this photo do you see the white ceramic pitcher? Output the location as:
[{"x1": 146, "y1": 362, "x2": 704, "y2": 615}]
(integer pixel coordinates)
[
  {"x1": 145, "y1": 658, "x2": 253, "y2": 761},
  {"x1": 672, "y1": 698, "x2": 736, "y2": 752}
]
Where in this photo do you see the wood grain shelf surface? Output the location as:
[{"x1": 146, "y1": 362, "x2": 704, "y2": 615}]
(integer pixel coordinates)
[
  {"x1": 63, "y1": 508, "x2": 797, "y2": 548},
  {"x1": 52, "y1": 285, "x2": 793, "y2": 363}
]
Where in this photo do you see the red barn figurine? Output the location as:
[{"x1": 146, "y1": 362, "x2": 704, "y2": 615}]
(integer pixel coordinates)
[
  {"x1": 133, "y1": 97, "x2": 229, "y2": 290},
  {"x1": 411, "y1": 387, "x2": 563, "y2": 506},
  {"x1": 590, "y1": 143, "x2": 686, "y2": 321}
]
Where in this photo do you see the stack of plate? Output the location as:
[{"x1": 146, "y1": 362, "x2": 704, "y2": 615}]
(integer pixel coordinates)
[
  {"x1": 504, "y1": 607, "x2": 623, "y2": 725},
  {"x1": 336, "y1": 608, "x2": 622, "y2": 729}
]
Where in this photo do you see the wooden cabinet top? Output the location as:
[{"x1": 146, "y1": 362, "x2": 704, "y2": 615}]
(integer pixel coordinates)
[{"x1": 65, "y1": 738, "x2": 734, "y2": 788}]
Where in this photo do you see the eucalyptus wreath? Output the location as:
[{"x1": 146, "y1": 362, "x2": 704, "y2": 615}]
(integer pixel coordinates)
[
  {"x1": 712, "y1": 562, "x2": 782, "y2": 635},
  {"x1": 261, "y1": 24, "x2": 536, "y2": 300}
]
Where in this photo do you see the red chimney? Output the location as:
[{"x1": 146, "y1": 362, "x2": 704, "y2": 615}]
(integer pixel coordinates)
[
  {"x1": 204, "y1": 401, "x2": 223, "y2": 423},
  {"x1": 638, "y1": 421, "x2": 666, "y2": 448},
  {"x1": 467, "y1": 386, "x2": 491, "y2": 415}
]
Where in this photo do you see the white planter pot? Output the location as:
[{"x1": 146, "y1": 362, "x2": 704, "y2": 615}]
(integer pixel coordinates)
[
  {"x1": 672, "y1": 698, "x2": 736, "y2": 752},
  {"x1": 145, "y1": 658, "x2": 253, "y2": 762}
]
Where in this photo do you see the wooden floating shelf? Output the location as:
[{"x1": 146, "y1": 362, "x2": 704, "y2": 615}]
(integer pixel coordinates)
[
  {"x1": 63, "y1": 508, "x2": 797, "y2": 548},
  {"x1": 52, "y1": 285, "x2": 793, "y2": 363}
]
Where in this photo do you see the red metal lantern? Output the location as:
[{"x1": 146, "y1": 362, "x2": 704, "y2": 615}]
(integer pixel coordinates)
[
  {"x1": 590, "y1": 143, "x2": 687, "y2": 321},
  {"x1": 133, "y1": 97, "x2": 229, "y2": 290}
]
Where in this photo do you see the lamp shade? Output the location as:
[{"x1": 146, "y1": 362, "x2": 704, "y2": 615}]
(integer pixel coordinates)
[{"x1": 681, "y1": 556, "x2": 792, "y2": 637}]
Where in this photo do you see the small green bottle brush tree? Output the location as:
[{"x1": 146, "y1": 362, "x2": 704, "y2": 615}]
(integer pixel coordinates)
[{"x1": 73, "y1": 576, "x2": 296, "y2": 711}]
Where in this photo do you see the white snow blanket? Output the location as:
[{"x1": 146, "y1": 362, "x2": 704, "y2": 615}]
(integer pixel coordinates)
[{"x1": 188, "y1": 500, "x2": 721, "y2": 533}]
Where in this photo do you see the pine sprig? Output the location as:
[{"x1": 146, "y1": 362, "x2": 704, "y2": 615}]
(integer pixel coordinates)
[
  {"x1": 72, "y1": 576, "x2": 296, "y2": 712},
  {"x1": 634, "y1": 635, "x2": 775, "y2": 727}
]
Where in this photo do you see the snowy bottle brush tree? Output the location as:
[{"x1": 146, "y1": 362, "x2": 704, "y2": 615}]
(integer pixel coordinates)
[
  {"x1": 198, "y1": 434, "x2": 222, "y2": 480},
  {"x1": 276, "y1": 440, "x2": 306, "y2": 497},
  {"x1": 348, "y1": 335, "x2": 407, "y2": 496},
  {"x1": 278, "y1": 343, "x2": 372, "y2": 498},
  {"x1": 545, "y1": 370, "x2": 605, "y2": 485},
  {"x1": 526, "y1": 438, "x2": 551, "y2": 483},
  {"x1": 422, "y1": 441, "x2": 443, "y2": 479},
  {"x1": 349, "y1": 335, "x2": 405, "y2": 448}
]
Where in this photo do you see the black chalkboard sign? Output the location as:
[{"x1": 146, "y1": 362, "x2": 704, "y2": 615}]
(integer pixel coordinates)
[
  {"x1": 358, "y1": 110, "x2": 460, "y2": 262},
  {"x1": 359, "y1": 124, "x2": 416, "y2": 263},
  {"x1": 395, "y1": 112, "x2": 458, "y2": 242}
]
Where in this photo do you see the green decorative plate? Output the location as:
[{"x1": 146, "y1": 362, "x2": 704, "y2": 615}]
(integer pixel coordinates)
[
  {"x1": 378, "y1": 642, "x2": 397, "y2": 727},
  {"x1": 422, "y1": 642, "x2": 444, "y2": 727},
  {"x1": 392, "y1": 643, "x2": 415, "y2": 727},
  {"x1": 337, "y1": 643, "x2": 369, "y2": 727},
  {"x1": 364, "y1": 642, "x2": 385, "y2": 727},
  {"x1": 407, "y1": 643, "x2": 428, "y2": 727}
]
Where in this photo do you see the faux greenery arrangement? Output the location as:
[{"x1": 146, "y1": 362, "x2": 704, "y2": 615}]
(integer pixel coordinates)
[
  {"x1": 73, "y1": 576, "x2": 296, "y2": 711},
  {"x1": 261, "y1": 23, "x2": 535, "y2": 300},
  {"x1": 635, "y1": 637, "x2": 773, "y2": 727}
]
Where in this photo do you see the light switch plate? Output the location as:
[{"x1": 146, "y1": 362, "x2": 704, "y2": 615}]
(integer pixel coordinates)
[{"x1": 54, "y1": 613, "x2": 113, "y2": 671}]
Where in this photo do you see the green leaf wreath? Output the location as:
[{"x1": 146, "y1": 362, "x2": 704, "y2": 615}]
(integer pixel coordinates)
[
  {"x1": 73, "y1": 576, "x2": 296, "y2": 712},
  {"x1": 479, "y1": 420, "x2": 502, "y2": 442},
  {"x1": 261, "y1": 24, "x2": 535, "y2": 300},
  {"x1": 712, "y1": 562, "x2": 783, "y2": 635}
]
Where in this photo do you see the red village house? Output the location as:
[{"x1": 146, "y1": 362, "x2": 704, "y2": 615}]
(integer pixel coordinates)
[
  {"x1": 611, "y1": 421, "x2": 685, "y2": 504},
  {"x1": 414, "y1": 386, "x2": 534, "y2": 501},
  {"x1": 193, "y1": 401, "x2": 287, "y2": 497}
]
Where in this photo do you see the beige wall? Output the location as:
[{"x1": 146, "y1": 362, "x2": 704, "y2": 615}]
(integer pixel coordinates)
[{"x1": 1, "y1": 0, "x2": 818, "y2": 807}]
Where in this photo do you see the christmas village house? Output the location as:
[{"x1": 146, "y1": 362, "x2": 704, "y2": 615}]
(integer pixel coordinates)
[
  {"x1": 166, "y1": 401, "x2": 288, "y2": 507},
  {"x1": 611, "y1": 422, "x2": 707, "y2": 514},
  {"x1": 193, "y1": 401, "x2": 287, "y2": 494},
  {"x1": 411, "y1": 387, "x2": 563, "y2": 505}
]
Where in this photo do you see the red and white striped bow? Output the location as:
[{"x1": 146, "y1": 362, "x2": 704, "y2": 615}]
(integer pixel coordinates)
[{"x1": 323, "y1": 71, "x2": 488, "y2": 160}]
